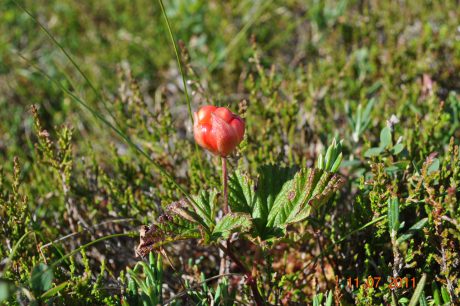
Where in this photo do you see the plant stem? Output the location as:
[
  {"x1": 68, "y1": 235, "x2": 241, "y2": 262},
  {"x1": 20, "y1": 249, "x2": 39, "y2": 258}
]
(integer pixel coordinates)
[
  {"x1": 157, "y1": 0, "x2": 193, "y2": 124},
  {"x1": 218, "y1": 243, "x2": 265, "y2": 305},
  {"x1": 222, "y1": 157, "x2": 229, "y2": 214},
  {"x1": 219, "y1": 155, "x2": 263, "y2": 305},
  {"x1": 17, "y1": 54, "x2": 207, "y2": 218},
  {"x1": 220, "y1": 157, "x2": 230, "y2": 275},
  {"x1": 219, "y1": 158, "x2": 264, "y2": 304}
]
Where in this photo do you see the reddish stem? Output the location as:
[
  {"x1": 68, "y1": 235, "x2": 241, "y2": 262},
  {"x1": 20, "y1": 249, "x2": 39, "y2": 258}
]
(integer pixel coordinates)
[
  {"x1": 219, "y1": 158, "x2": 264, "y2": 304},
  {"x1": 219, "y1": 243, "x2": 265, "y2": 305},
  {"x1": 222, "y1": 157, "x2": 229, "y2": 214}
]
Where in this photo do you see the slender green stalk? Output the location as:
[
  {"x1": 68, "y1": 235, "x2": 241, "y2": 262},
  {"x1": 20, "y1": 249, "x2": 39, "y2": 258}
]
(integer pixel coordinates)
[
  {"x1": 157, "y1": 0, "x2": 194, "y2": 124},
  {"x1": 163, "y1": 273, "x2": 240, "y2": 305},
  {"x1": 335, "y1": 215, "x2": 386, "y2": 244},
  {"x1": 156, "y1": 0, "x2": 206, "y2": 177},
  {"x1": 39, "y1": 218, "x2": 135, "y2": 250},
  {"x1": 2, "y1": 231, "x2": 36, "y2": 276},
  {"x1": 218, "y1": 243, "x2": 265, "y2": 305},
  {"x1": 13, "y1": 0, "x2": 121, "y2": 129},
  {"x1": 208, "y1": 0, "x2": 274, "y2": 72},
  {"x1": 15, "y1": 53, "x2": 212, "y2": 218},
  {"x1": 50, "y1": 233, "x2": 134, "y2": 268},
  {"x1": 220, "y1": 157, "x2": 229, "y2": 277},
  {"x1": 17, "y1": 0, "x2": 205, "y2": 181},
  {"x1": 300, "y1": 215, "x2": 386, "y2": 272},
  {"x1": 29, "y1": 233, "x2": 135, "y2": 286},
  {"x1": 14, "y1": 0, "x2": 209, "y2": 215},
  {"x1": 222, "y1": 157, "x2": 229, "y2": 214}
]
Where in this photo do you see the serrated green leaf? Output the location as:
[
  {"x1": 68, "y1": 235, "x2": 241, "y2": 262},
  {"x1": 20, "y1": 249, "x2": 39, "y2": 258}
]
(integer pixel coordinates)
[
  {"x1": 365, "y1": 147, "x2": 383, "y2": 157},
  {"x1": 380, "y1": 126, "x2": 392, "y2": 148},
  {"x1": 230, "y1": 166, "x2": 296, "y2": 237},
  {"x1": 211, "y1": 213, "x2": 252, "y2": 241},
  {"x1": 136, "y1": 200, "x2": 202, "y2": 257},
  {"x1": 254, "y1": 166, "x2": 296, "y2": 223},
  {"x1": 397, "y1": 218, "x2": 428, "y2": 244},
  {"x1": 266, "y1": 168, "x2": 319, "y2": 228},
  {"x1": 230, "y1": 166, "x2": 344, "y2": 240},
  {"x1": 191, "y1": 189, "x2": 218, "y2": 229},
  {"x1": 30, "y1": 263, "x2": 53, "y2": 292},
  {"x1": 229, "y1": 171, "x2": 256, "y2": 214}
]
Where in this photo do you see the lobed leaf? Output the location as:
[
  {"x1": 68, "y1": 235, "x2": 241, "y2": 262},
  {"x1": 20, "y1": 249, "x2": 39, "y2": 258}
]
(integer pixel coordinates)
[
  {"x1": 230, "y1": 165, "x2": 344, "y2": 240},
  {"x1": 268, "y1": 168, "x2": 344, "y2": 231},
  {"x1": 191, "y1": 189, "x2": 218, "y2": 229},
  {"x1": 228, "y1": 171, "x2": 255, "y2": 214},
  {"x1": 211, "y1": 213, "x2": 252, "y2": 241},
  {"x1": 136, "y1": 200, "x2": 201, "y2": 257},
  {"x1": 136, "y1": 190, "x2": 219, "y2": 257}
]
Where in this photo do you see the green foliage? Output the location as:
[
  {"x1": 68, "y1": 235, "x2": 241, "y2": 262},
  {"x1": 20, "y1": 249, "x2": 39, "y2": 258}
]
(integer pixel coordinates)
[
  {"x1": 347, "y1": 98, "x2": 376, "y2": 143},
  {"x1": 312, "y1": 290, "x2": 334, "y2": 306},
  {"x1": 183, "y1": 274, "x2": 236, "y2": 306},
  {"x1": 317, "y1": 138, "x2": 344, "y2": 172},
  {"x1": 30, "y1": 263, "x2": 53, "y2": 293},
  {"x1": 396, "y1": 218, "x2": 428, "y2": 245},
  {"x1": 139, "y1": 163, "x2": 343, "y2": 245},
  {"x1": 408, "y1": 273, "x2": 427, "y2": 306},
  {"x1": 1, "y1": 0, "x2": 460, "y2": 305},
  {"x1": 0, "y1": 157, "x2": 29, "y2": 244},
  {"x1": 124, "y1": 253, "x2": 237, "y2": 305},
  {"x1": 365, "y1": 125, "x2": 405, "y2": 158},
  {"x1": 0, "y1": 280, "x2": 13, "y2": 304},
  {"x1": 125, "y1": 253, "x2": 163, "y2": 306},
  {"x1": 230, "y1": 166, "x2": 344, "y2": 240},
  {"x1": 388, "y1": 197, "x2": 400, "y2": 234},
  {"x1": 211, "y1": 212, "x2": 252, "y2": 241}
]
